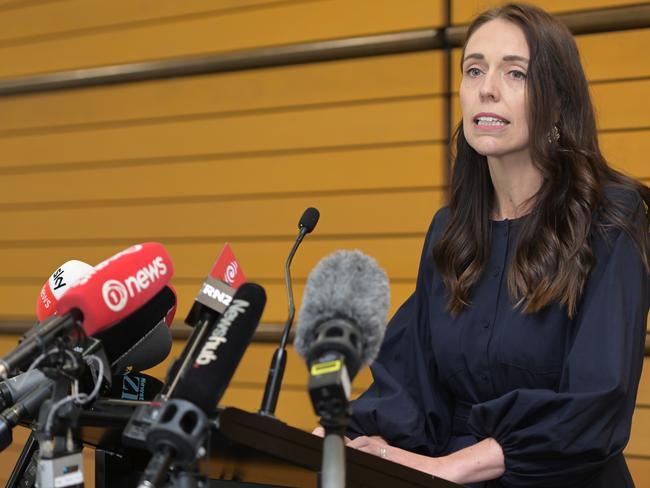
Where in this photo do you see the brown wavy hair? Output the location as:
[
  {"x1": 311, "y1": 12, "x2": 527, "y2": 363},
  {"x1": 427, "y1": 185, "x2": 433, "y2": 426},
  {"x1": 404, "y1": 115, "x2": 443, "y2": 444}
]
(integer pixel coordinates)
[{"x1": 432, "y1": 3, "x2": 650, "y2": 317}]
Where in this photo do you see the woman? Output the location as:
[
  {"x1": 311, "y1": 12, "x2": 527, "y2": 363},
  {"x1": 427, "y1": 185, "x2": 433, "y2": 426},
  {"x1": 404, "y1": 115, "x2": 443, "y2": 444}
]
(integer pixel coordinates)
[{"x1": 344, "y1": 4, "x2": 650, "y2": 487}]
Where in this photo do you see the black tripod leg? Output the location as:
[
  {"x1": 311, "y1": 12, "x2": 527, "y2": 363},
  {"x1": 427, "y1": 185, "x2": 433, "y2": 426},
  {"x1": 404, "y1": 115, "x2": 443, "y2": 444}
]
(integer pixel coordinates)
[{"x1": 6, "y1": 431, "x2": 39, "y2": 488}]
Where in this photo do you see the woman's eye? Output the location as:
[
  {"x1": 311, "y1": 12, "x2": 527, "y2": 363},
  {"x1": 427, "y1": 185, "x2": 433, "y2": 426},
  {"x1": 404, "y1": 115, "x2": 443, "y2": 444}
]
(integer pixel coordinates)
[
  {"x1": 509, "y1": 70, "x2": 527, "y2": 80},
  {"x1": 466, "y1": 67, "x2": 482, "y2": 77}
]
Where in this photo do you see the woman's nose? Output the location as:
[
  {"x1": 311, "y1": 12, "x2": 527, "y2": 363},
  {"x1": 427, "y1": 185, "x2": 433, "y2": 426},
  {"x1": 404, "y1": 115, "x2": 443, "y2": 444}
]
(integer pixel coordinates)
[{"x1": 479, "y1": 71, "x2": 500, "y2": 101}]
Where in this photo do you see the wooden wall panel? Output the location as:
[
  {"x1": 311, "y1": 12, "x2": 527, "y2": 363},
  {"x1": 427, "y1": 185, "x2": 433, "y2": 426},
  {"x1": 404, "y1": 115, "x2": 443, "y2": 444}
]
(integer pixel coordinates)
[
  {"x1": 0, "y1": 143, "x2": 445, "y2": 205},
  {"x1": 0, "y1": 0, "x2": 287, "y2": 43},
  {"x1": 0, "y1": 9, "x2": 447, "y2": 328},
  {"x1": 627, "y1": 457, "x2": 650, "y2": 488},
  {"x1": 0, "y1": 0, "x2": 445, "y2": 78},
  {"x1": 452, "y1": 0, "x2": 644, "y2": 25},
  {"x1": 601, "y1": 131, "x2": 650, "y2": 181},
  {"x1": 591, "y1": 80, "x2": 650, "y2": 130},
  {"x1": 0, "y1": 191, "x2": 444, "y2": 242},
  {"x1": 0, "y1": 51, "x2": 444, "y2": 133},
  {"x1": 0, "y1": 98, "x2": 444, "y2": 168},
  {"x1": 578, "y1": 29, "x2": 650, "y2": 82},
  {"x1": 628, "y1": 406, "x2": 650, "y2": 457},
  {"x1": 637, "y1": 357, "x2": 650, "y2": 407}
]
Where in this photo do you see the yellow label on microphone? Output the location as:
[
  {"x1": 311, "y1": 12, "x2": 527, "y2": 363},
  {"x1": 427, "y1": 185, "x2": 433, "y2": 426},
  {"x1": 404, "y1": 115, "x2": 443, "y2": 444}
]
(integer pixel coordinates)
[{"x1": 311, "y1": 360, "x2": 342, "y2": 376}]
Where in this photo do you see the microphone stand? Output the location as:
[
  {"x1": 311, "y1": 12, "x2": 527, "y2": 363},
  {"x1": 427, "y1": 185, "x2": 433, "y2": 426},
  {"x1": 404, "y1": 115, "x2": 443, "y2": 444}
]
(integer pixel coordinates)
[
  {"x1": 310, "y1": 356, "x2": 354, "y2": 488},
  {"x1": 260, "y1": 207, "x2": 319, "y2": 417},
  {"x1": 322, "y1": 423, "x2": 347, "y2": 488},
  {"x1": 259, "y1": 228, "x2": 305, "y2": 416},
  {"x1": 35, "y1": 341, "x2": 89, "y2": 488}
]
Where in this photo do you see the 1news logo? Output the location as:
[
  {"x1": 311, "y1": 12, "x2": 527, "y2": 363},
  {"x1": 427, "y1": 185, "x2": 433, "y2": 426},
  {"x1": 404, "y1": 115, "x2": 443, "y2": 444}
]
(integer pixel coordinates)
[{"x1": 101, "y1": 256, "x2": 168, "y2": 312}]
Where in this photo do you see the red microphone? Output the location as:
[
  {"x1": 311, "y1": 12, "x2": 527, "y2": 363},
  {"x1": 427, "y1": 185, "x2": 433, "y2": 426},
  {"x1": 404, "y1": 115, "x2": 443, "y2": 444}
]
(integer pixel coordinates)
[
  {"x1": 0, "y1": 243, "x2": 174, "y2": 379},
  {"x1": 57, "y1": 243, "x2": 172, "y2": 335}
]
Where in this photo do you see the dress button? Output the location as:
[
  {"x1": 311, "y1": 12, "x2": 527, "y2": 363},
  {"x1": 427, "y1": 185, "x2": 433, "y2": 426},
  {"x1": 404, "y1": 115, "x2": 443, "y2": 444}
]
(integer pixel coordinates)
[
  {"x1": 492, "y1": 267, "x2": 500, "y2": 277},
  {"x1": 481, "y1": 374, "x2": 489, "y2": 382},
  {"x1": 483, "y1": 320, "x2": 490, "y2": 329}
]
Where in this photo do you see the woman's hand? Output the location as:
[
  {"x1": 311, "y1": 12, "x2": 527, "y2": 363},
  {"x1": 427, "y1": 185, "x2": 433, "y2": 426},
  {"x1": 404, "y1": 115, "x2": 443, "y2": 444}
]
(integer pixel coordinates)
[
  {"x1": 347, "y1": 436, "x2": 505, "y2": 485},
  {"x1": 310, "y1": 429, "x2": 451, "y2": 479},
  {"x1": 346, "y1": 436, "x2": 451, "y2": 479},
  {"x1": 310, "y1": 428, "x2": 504, "y2": 483}
]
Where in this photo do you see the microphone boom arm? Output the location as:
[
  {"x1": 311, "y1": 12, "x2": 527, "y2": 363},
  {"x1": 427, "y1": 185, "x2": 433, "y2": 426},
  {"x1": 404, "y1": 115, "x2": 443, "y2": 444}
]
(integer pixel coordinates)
[{"x1": 259, "y1": 228, "x2": 306, "y2": 416}]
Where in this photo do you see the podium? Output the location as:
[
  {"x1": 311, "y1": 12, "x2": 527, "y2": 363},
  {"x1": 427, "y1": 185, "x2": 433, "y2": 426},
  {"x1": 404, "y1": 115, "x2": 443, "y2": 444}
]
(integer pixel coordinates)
[{"x1": 79, "y1": 401, "x2": 462, "y2": 488}]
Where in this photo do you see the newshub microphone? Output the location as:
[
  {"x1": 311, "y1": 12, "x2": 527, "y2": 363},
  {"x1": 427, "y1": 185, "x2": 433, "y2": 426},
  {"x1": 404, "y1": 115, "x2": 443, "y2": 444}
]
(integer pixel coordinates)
[
  {"x1": 0, "y1": 243, "x2": 174, "y2": 379},
  {"x1": 123, "y1": 244, "x2": 246, "y2": 450},
  {"x1": 135, "y1": 283, "x2": 266, "y2": 488},
  {"x1": 171, "y1": 282, "x2": 266, "y2": 412},
  {"x1": 165, "y1": 243, "x2": 245, "y2": 397}
]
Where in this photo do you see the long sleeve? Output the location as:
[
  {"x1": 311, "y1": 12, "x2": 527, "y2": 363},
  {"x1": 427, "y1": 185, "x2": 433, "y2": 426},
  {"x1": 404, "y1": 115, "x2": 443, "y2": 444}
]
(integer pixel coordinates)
[
  {"x1": 348, "y1": 211, "x2": 453, "y2": 456},
  {"x1": 468, "y1": 201, "x2": 649, "y2": 487}
]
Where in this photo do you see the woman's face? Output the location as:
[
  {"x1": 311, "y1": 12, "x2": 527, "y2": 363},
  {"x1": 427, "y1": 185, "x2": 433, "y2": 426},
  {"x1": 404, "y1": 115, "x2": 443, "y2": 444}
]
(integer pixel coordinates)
[{"x1": 460, "y1": 18, "x2": 531, "y2": 160}]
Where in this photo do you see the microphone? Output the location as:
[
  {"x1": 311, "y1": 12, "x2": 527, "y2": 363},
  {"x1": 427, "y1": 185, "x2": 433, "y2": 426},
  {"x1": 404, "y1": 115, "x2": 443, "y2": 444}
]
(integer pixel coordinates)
[
  {"x1": 122, "y1": 244, "x2": 246, "y2": 448},
  {"x1": 94, "y1": 285, "x2": 176, "y2": 374},
  {"x1": 34, "y1": 263, "x2": 175, "y2": 374},
  {"x1": 183, "y1": 243, "x2": 244, "y2": 327},
  {"x1": 164, "y1": 243, "x2": 244, "y2": 397},
  {"x1": 259, "y1": 207, "x2": 319, "y2": 416},
  {"x1": 294, "y1": 250, "x2": 389, "y2": 413},
  {"x1": 0, "y1": 243, "x2": 174, "y2": 379},
  {"x1": 135, "y1": 283, "x2": 266, "y2": 488},
  {"x1": 36, "y1": 260, "x2": 94, "y2": 322},
  {"x1": 171, "y1": 282, "x2": 266, "y2": 413},
  {"x1": 0, "y1": 381, "x2": 53, "y2": 451},
  {"x1": 0, "y1": 369, "x2": 49, "y2": 411},
  {"x1": 1, "y1": 285, "x2": 176, "y2": 408},
  {"x1": 294, "y1": 250, "x2": 389, "y2": 488}
]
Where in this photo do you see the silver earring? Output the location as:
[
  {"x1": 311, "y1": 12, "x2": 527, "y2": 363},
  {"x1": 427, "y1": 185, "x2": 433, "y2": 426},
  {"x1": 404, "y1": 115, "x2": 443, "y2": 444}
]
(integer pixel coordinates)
[{"x1": 548, "y1": 124, "x2": 560, "y2": 143}]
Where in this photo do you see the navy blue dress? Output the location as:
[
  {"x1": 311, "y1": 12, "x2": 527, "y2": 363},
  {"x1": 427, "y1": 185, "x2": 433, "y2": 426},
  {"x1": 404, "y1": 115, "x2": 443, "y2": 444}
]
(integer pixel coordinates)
[{"x1": 348, "y1": 191, "x2": 649, "y2": 487}]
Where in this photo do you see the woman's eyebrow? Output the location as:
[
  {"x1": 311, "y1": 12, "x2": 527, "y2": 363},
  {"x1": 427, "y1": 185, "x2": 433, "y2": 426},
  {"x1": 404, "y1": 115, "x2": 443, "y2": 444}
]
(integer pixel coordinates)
[
  {"x1": 463, "y1": 53, "x2": 484, "y2": 63},
  {"x1": 503, "y1": 55, "x2": 529, "y2": 64},
  {"x1": 462, "y1": 53, "x2": 530, "y2": 64}
]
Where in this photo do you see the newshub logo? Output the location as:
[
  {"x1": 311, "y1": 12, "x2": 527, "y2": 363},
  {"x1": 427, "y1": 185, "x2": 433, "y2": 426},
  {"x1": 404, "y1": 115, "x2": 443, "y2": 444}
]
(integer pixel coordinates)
[{"x1": 194, "y1": 299, "x2": 249, "y2": 366}]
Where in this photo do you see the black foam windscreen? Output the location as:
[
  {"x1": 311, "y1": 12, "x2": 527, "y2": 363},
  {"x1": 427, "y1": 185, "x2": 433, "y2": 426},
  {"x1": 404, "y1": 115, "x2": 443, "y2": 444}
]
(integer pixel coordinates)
[
  {"x1": 109, "y1": 319, "x2": 172, "y2": 374},
  {"x1": 171, "y1": 283, "x2": 266, "y2": 414},
  {"x1": 95, "y1": 285, "x2": 175, "y2": 373}
]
